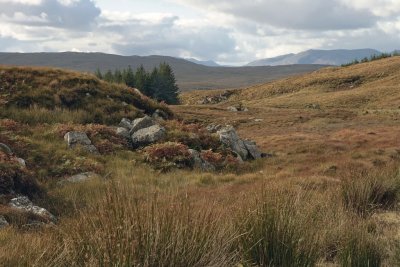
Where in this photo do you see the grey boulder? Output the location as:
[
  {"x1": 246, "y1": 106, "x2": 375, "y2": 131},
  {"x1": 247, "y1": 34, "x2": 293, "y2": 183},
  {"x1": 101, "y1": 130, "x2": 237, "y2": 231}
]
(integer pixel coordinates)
[
  {"x1": 217, "y1": 126, "x2": 249, "y2": 160},
  {"x1": 64, "y1": 131, "x2": 98, "y2": 154},
  {"x1": 116, "y1": 127, "x2": 130, "y2": 139},
  {"x1": 119, "y1": 118, "x2": 133, "y2": 130},
  {"x1": 9, "y1": 196, "x2": 56, "y2": 223},
  {"x1": 130, "y1": 116, "x2": 156, "y2": 134},
  {"x1": 188, "y1": 149, "x2": 216, "y2": 172},
  {"x1": 131, "y1": 125, "x2": 166, "y2": 147},
  {"x1": 243, "y1": 140, "x2": 262, "y2": 159},
  {"x1": 59, "y1": 172, "x2": 98, "y2": 185}
]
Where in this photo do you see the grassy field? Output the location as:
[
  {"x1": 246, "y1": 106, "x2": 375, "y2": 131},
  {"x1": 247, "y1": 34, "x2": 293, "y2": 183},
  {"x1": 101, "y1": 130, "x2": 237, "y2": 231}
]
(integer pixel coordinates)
[{"x1": 1, "y1": 59, "x2": 400, "y2": 266}]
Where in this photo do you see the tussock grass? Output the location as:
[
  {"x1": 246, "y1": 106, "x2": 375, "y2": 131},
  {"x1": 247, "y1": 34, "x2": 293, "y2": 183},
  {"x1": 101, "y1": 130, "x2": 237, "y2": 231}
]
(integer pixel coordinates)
[{"x1": 341, "y1": 168, "x2": 400, "y2": 216}]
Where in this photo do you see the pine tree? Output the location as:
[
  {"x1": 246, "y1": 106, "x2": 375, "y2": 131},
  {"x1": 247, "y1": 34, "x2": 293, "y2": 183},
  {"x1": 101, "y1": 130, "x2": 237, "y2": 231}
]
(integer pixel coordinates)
[
  {"x1": 124, "y1": 65, "x2": 135, "y2": 88},
  {"x1": 104, "y1": 70, "x2": 114, "y2": 83},
  {"x1": 94, "y1": 68, "x2": 103, "y2": 79},
  {"x1": 114, "y1": 69, "x2": 123, "y2": 84},
  {"x1": 158, "y1": 62, "x2": 180, "y2": 104},
  {"x1": 135, "y1": 65, "x2": 151, "y2": 96},
  {"x1": 149, "y1": 67, "x2": 161, "y2": 100}
]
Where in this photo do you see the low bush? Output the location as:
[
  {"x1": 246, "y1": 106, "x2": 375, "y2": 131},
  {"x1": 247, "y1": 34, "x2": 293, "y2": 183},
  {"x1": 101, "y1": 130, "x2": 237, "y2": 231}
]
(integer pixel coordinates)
[{"x1": 144, "y1": 142, "x2": 193, "y2": 171}]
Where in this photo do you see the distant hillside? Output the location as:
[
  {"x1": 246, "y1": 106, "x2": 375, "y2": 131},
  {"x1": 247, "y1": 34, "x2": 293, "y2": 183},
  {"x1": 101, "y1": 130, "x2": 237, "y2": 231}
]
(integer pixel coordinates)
[
  {"x1": 247, "y1": 49, "x2": 382, "y2": 66},
  {"x1": 237, "y1": 56, "x2": 400, "y2": 109},
  {"x1": 185, "y1": 58, "x2": 220, "y2": 67},
  {"x1": 0, "y1": 52, "x2": 326, "y2": 91}
]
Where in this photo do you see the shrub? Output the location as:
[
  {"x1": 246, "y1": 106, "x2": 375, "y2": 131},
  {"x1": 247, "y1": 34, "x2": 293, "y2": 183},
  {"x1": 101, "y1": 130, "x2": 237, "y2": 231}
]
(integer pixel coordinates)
[
  {"x1": 341, "y1": 169, "x2": 400, "y2": 215},
  {"x1": 144, "y1": 142, "x2": 192, "y2": 171}
]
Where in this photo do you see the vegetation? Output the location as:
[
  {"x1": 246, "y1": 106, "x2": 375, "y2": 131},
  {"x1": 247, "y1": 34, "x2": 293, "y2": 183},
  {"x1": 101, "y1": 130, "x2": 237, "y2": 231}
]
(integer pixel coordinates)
[
  {"x1": 342, "y1": 51, "x2": 400, "y2": 67},
  {"x1": 1, "y1": 58, "x2": 400, "y2": 266},
  {"x1": 95, "y1": 63, "x2": 180, "y2": 104}
]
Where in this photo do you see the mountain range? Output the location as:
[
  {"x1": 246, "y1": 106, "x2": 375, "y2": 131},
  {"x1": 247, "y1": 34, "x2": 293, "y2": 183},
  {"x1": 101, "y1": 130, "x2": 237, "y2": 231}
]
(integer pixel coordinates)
[
  {"x1": 0, "y1": 52, "x2": 325, "y2": 91},
  {"x1": 247, "y1": 49, "x2": 383, "y2": 66}
]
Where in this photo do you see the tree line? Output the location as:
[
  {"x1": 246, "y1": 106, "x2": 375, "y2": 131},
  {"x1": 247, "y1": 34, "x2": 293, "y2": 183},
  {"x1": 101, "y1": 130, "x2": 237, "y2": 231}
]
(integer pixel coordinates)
[
  {"x1": 342, "y1": 51, "x2": 400, "y2": 67},
  {"x1": 95, "y1": 63, "x2": 180, "y2": 104}
]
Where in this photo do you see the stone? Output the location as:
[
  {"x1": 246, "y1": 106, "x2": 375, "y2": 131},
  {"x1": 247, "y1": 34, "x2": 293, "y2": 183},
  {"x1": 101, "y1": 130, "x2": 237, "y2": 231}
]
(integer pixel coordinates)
[
  {"x1": 116, "y1": 127, "x2": 130, "y2": 139},
  {"x1": 64, "y1": 172, "x2": 97, "y2": 183},
  {"x1": 227, "y1": 106, "x2": 238, "y2": 112},
  {"x1": 153, "y1": 109, "x2": 169, "y2": 120},
  {"x1": 9, "y1": 196, "x2": 56, "y2": 223},
  {"x1": 217, "y1": 126, "x2": 249, "y2": 160},
  {"x1": 0, "y1": 215, "x2": 9, "y2": 229},
  {"x1": 189, "y1": 149, "x2": 216, "y2": 172},
  {"x1": 131, "y1": 125, "x2": 166, "y2": 147},
  {"x1": 119, "y1": 118, "x2": 133, "y2": 130},
  {"x1": 206, "y1": 123, "x2": 222, "y2": 133},
  {"x1": 0, "y1": 143, "x2": 12, "y2": 155},
  {"x1": 64, "y1": 131, "x2": 98, "y2": 154},
  {"x1": 243, "y1": 140, "x2": 262, "y2": 159},
  {"x1": 16, "y1": 158, "x2": 26, "y2": 167},
  {"x1": 129, "y1": 116, "x2": 156, "y2": 134}
]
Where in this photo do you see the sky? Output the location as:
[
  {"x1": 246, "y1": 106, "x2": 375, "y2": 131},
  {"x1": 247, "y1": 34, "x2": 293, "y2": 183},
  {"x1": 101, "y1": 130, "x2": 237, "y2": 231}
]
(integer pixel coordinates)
[{"x1": 0, "y1": 0, "x2": 399, "y2": 65}]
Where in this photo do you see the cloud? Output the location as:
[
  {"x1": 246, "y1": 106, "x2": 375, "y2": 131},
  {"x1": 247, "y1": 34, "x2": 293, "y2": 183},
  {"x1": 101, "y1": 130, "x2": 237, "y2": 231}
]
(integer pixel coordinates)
[
  {"x1": 174, "y1": 0, "x2": 378, "y2": 30},
  {"x1": 0, "y1": 0, "x2": 100, "y2": 30}
]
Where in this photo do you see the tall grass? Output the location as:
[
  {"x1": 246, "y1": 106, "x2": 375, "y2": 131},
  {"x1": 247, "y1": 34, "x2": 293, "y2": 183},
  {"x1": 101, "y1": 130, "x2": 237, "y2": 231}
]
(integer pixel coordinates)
[
  {"x1": 61, "y1": 182, "x2": 238, "y2": 266},
  {"x1": 238, "y1": 189, "x2": 319, "y2": 267},
  {"x1": 341, "y1": 168, "x2": 400, "y2": 215}
]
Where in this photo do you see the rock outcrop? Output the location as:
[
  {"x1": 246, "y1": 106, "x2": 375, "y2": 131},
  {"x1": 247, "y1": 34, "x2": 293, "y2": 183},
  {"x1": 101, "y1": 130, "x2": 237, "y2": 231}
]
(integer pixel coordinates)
[
  {"x1": 9, "y1": 196, "x2": 56, "y2": 223},
  {"x1": 131, "y1": 125, "x2": 166, "y2": 147},
  {"x1": 129, "y1": 116, "x2": 156, "y2": 134},
  {"x1": 64, "y1": 131, "x2": 98, "y2": 154},
  {"x1": 60, "y1": 172, "x2": 98, "y2": 184},
  {"x1": 197, "y1": 90, "x2": 234, "y2": 105},
  {"x1": 217, "y1": 125, "x2": 262, "y2": 160},
  {"x1": 188, "y1": 149, "x2": 216, "y2": 172}
]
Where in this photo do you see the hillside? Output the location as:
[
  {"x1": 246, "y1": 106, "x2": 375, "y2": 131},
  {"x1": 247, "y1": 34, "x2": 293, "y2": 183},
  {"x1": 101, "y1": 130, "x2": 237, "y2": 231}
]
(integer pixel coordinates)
[
  {"x1": 247, "y1": 48, "x2": 382, "y2": 66},
  {"x1": 0, "y1": 52, "x2": 326, "y2": 91},
  {"x1": 1, "y1": 60, "x2": 400, "y2": 266}
]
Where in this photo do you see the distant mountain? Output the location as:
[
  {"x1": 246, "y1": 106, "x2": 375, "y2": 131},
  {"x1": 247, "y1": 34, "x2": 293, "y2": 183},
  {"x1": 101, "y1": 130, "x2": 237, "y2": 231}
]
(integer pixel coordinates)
[
  {"x1": 185, "y1": 58, "x2": 220, "y2": 67},
  {"x1": 247, "y1": 49, "x2": 382, "y2": 66},
  {"x1": 0, "y1": 52, "x2": 326, "y2": 91}
]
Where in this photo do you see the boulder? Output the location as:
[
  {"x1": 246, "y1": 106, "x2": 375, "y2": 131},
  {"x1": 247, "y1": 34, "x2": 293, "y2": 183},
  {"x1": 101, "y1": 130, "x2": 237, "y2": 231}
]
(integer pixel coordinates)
[
  {"x1": 130, "y1": 116, "x2": 156, "y2": 134},
  {"x1": 9, "y1": 196, "x2": 56, "y2": 223},
  {"x1": 153, "y1": 109, "x2": 169, "y2": 120},
  {"x1": 217, "y1": 126, "x2": 249, "y2": 160},
  {"x1": 63, "y1": 172, "x2": 97, "y2": 184},
  {"x1": 0, "y1": 215, "x2": 9, "y2": 229},
  {"x1": 116, "y1": 127, "x2": 130, "y2": 139},
  {"x1": 227, "y1": 106, "x2": 238, "y2": 112},
  {"x1": 243, "y1": 140, "x2": 262, "y2": 159},
  {"x1": 64, "y1": 131, "x2": 98, "y2": 154},
  {"x1": 0, "y1": 143, "x2": 12, "y2": 155},
  {"x1": 119, "y1": 118, "x2": 133, "y2": 130},
  {"x1": 16, "y1": 158, "x2": 26, "y2": 168},
  {"x1": 189, "y1": 149, "x2": 216, "y2": 172},
  {"x1": 131, "y1": 125, "x2": 166, "y2": 147},
  {"x1": 206, "y1": 123, "x2": 222, "y2": 133}
]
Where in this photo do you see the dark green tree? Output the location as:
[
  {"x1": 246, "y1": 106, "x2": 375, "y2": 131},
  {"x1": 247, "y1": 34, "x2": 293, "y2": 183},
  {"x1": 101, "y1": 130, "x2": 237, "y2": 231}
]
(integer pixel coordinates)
[
  {"x1": 123, "y1": 65, "x2": 135, "y2": 88},
  {"x1": 94, "y1": 68, "x2": 103, "y2": 79},
  {"x1": 135, "y1": 65, "x2": 151, "y2": 96},
  {"x1": 157, "y1": 62, "x2": 180, "y2": 104},
  {"x1": 114, "y1": 69, "x2": 123, "y2": 84},
  {"x1": 104, "y1": 70, "x2": 114, "y2": 83}
]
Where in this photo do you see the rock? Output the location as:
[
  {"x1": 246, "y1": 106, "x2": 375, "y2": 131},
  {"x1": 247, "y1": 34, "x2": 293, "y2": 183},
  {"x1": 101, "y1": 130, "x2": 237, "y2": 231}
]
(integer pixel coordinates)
[
  {"x1": 243, "y1": 140, "x2": 262, "y2": 159},
  {"x1": 9, "y1": 196, "x2": 56, "y2": 223},
  {"x1": 0, "y1": 215, "x2": 9, "y2": 229},
  {"x1": 64, "y1": 131, "x2": 98, "y2": 154},
  {"x1": 0, "y1": 143, "x2": 12, "y2": 155},
  {"x1": 16, "y1": 158, "x2": 26, "y2": 167},
  {"x1": 254, "y1": 119, "x2": 263, "y2": 122},
  {"x1": 206, "y1": 123, "x2": 222, "y2": 133},
  {"x1": 189, "y1": 149, "x2": 216, "y2": 172},
  {"x1": 153, "y1": 109, "x2": 169, "y2": 120},
  {"x1": 121, "y1": 101, "x2": 129, "y2": 106},
  {"x1": 64, "y1": 172, "x2": 97, "y2": 184},
  {"x1": 131, "y1": 125, "x2": 166, "y2": 147},
  {"x1": 116, "y1": 127, "x2": 130, "y2": 139},
  {"x1": 227, "y1": 106, "x2": 238, "y2": 112},
  {"x1": 306, "y1": 103, "x2": 321, "y2": 109},
  {"x1": 130, "y1": 116, "x2": 156, "y2": 134},
  {"x1": 119, "y1": 118, "x2": 133, "y2": 130},
  {"x1": 217, "y1": 126, "x2": 249, "y2": 160}
]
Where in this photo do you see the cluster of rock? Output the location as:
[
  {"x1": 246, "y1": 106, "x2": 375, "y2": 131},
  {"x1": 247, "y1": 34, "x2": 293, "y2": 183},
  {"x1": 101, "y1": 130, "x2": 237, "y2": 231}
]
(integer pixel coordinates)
[
  {"x1": 197, "y1": 90, "x2": 235, "y2": 105},
  {"x1": 117, "y1": 115, "x2": 166, "y2": 148},
  {"x1": 227, "y1": 105, "x2": 249, "y2": 112},
  {"x1": 0, "y1": 196, "x2": 56, "y2": 229},
  {"x1": 217, "y1": 125, "x2": 262, "y2": 160}
]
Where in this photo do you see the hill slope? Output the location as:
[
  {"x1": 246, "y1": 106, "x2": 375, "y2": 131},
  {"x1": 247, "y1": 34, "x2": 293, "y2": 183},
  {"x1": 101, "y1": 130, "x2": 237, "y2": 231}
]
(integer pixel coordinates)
[
  {"x1": 247, "y1": 49, "x2": 382, "y2": 66},
  {"x1": 0, "y1": 52, "x2": 326, "y2": 91}
]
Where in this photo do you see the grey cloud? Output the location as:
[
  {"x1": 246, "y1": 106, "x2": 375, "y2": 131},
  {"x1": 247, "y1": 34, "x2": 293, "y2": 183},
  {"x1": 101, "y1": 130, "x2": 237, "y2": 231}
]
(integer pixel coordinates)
[
  {"x1": 179, "y1": 0, "x2": 378, "y2": 30},
  {"x1": 0, "y1": 0, "x2": 100, "y2": 30}
]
